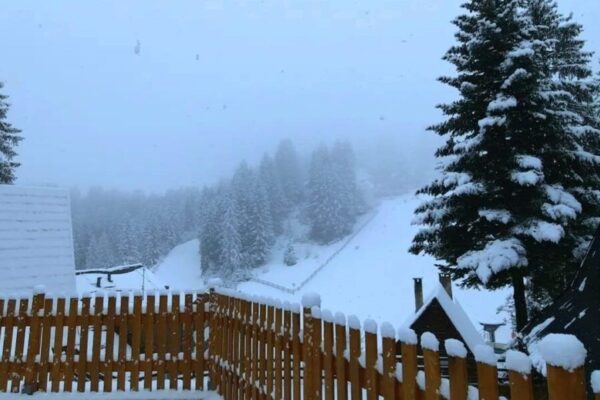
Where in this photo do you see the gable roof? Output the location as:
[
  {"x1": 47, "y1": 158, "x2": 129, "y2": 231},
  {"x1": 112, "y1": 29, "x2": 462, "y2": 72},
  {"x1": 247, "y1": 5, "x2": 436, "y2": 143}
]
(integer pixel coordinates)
[
  {"x1": 403, "y1": 284, "x2": 486, "y2": 353},
  {"x1": 521, "y1": 226, "x2": 600, "y2": 375},
  {"x1": 0, "y1": 185, "x2": 76, "y2": 294}
]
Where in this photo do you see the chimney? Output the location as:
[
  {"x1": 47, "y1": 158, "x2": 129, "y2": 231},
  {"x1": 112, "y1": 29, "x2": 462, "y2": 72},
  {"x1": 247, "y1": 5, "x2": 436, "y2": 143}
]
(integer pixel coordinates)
[
  {"x1": 96, "y1": 277, "x2": 102, "y2": 288},
  {"x1": 439, "y1": 273, "x2": 453, "y2": 299},
  {"x1": 107, "y1": 273, "x2": 113, "y2": 283},
  {"x1": 413, "y1": 278, "x2": 423, "y2": 311}
]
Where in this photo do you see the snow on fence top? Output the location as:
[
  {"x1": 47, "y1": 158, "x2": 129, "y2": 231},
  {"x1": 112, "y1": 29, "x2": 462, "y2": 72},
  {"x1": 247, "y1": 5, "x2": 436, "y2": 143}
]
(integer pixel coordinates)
[
  {"x1": 536, "y1": 334, "x2": 587, "y2": 372},
  {"x1": 0, "y1": 185, "x2": 76, "y2": 294}
]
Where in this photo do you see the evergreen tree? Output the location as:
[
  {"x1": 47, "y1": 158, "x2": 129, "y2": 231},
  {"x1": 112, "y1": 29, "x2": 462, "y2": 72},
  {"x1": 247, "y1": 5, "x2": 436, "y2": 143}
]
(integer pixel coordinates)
[
  {"x1": 0, "y1": 82, "x2": 22, "y2": 184},
  {"x1": 259, "y1": 154, "x2": 288, "y2": 233},
  {"x1": 410, "y1": 0, "x2": 599, "y2": 331},
  {"x1": 248, "y1": 177, "x2": 274, "y2": 266},
  {"x1": 275, "y1": 139, "x2": 304, "y2": 204},
  {"x1": 217, "y1": 188, "x2": 243, "y2": 278},
  {"x1": 199, "y1": 188, "x2": 222, "y2": 275},
  {"x1": 116, "y1": 216, "x2": 142, "y2": 265},
  {"x1": 85, "y1": 232, "x2": 117, "y2": 269},
  {"x1": 283, "y1": 243, "x2": 298, "y2": 266}
]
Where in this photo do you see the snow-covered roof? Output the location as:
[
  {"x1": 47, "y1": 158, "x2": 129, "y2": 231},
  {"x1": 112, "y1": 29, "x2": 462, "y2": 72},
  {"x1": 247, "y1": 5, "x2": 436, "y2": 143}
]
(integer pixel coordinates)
[
  {"x1": 403, "y1": 284, "x2": 486, "y2": 354},
  {"x1": 76, "y1": 264, "x2": 167, "y2": 295},
  {"x1": 0, "y1": 185, "x2": 76, "y2": 294}
]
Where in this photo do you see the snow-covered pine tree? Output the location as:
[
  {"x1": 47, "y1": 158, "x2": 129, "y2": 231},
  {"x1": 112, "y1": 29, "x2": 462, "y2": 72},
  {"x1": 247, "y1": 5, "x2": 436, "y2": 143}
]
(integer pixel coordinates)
[
  {"x1": 248, "y1": 177, "x2": 275, "y2": 266},
  {"x1": 116, "y1": 216, "x2": 142, "y2": 265},
  {"x1": 259, "y1": 154, "x2": 288, "y2": 234},
  {"x1": 331, "y1": 140, "x2": 362, "y2": 228},
  {"x1": 199, "y1": 188, "x2": 222, "y2": 275},
  {"x1": 410, "y1": 0, "x2": 599, "y2": 331},
  {"x1": 85, "y1": 232, "x2": 117, "y2": 269},
  {"x1": 217, "y1": 187, "x2": 243, "y2": 279},
  {"x1": 231, "y1": 162, "x2": 258, "y2": 264},
  {"x1": 275, "y1": 139, "x2": 304, "y2": 205},
  {"x1": 0, "y1": 82, "x2": 22, "y2": 184},
  {"x1": 283, "y1": 243, "x2": 298, "y2": 266}
]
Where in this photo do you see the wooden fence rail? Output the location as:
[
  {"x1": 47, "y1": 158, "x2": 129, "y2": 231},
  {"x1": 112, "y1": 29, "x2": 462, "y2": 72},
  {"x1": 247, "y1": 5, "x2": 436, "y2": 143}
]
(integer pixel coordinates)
[{"x1": 0, "y1": 289, "x2": 596, "y2": 399}]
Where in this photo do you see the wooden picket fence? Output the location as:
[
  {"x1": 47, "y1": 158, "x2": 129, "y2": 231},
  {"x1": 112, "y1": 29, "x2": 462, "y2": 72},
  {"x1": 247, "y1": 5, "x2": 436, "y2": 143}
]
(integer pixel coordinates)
[
  {"x1": 0, "y1": 291, "x2": 208, "y2": 393},
  {"x1": 0, "y1": 288, "x2": 598, "y2": 399}
]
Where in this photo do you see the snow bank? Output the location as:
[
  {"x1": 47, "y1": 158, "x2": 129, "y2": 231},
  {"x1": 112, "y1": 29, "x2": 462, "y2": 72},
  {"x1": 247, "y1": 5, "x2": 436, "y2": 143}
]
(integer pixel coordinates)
[
  {"x1": 536, "y1": 334, "x2": 587, "y2": 371},
  {"x1": 421, "y1": 332, "x2": 439, "y2": 352},
  {"x1": 474, "y1": 345, "x2": 496, "y2": 366},
  {"x1": 505, "y1": 350, "x2": 531, "y2": 375},
  {"x1": 301, "y1": 292, "x2": 321, "y2": 309},
  {"x1": 445, "y1": 339, "x2": 467, "y2": 359}
]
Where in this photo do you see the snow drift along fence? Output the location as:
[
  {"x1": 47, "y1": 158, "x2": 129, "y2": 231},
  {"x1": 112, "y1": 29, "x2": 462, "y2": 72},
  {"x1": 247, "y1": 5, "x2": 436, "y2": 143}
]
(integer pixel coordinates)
[
  {"x1": 209, "y1": 290, "x2": 596, "y2": 400},
  {"x1": 0, "y1": 291, "x2": 208, "y2": 394}
]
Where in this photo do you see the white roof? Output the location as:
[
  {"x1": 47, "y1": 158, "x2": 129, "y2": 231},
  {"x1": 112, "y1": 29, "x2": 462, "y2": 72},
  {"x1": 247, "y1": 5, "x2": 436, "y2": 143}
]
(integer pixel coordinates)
[
  {"x1": 403, "y1": 284, "x2": 486, "y2": 354},
  {"x1": 0, "y1": 185, "x2": 76, "y2": 294},
  {"x1": 76, "y1": 265, "x2": 167, "y2": 295}
]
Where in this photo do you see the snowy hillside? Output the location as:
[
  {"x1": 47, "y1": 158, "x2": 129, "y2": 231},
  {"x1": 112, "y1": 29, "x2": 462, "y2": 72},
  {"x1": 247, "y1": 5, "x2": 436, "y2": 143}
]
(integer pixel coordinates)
[{"x1": 155, "y1": 193, "x2": 512, "y2": 342}]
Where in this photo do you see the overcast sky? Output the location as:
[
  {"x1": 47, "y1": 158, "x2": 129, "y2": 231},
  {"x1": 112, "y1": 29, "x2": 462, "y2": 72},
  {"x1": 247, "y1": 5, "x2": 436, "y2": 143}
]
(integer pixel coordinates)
[{"x1": 1, "y1": 0, "x2": 598, "y2": 193}]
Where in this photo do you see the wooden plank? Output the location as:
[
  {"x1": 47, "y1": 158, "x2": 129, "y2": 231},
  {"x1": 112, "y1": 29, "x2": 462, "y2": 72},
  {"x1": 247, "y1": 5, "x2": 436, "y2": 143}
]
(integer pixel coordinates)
[
  {"x1": 291, "y1": 308, "x2": 301, "y2": 400},
  {"x1": 423, "y1": 349, "x2": 440, "y2": 400},
  {"x1": 169, "y1": 293, "x2": 180, "y2": 390},
  {"x1": 0, "y1": 298, "x2": 16, "y2": 392},
  {"x1": 266, "y1": 304, "x2": 274, "y2": 397},
  {"x1": 252, "y1": 301, "x2": 260, "y2": 399},
  {"x1": 312, "y1": 312, "x2": 322, "y2": 400},
  {"x1": 89, "y1": 295, "x2": 103, "y2": 392},
  {"x1": 117, "y1": 294, "x2": 129, "y2": 392},
  {"x1": 11, "y1": 297, "x2": 29, "y2": 392},
  {"x1": 401, "y1": 343, "x2": 418, "y2": 400},
  {"x1": 49, "y1": 297, "x2": 65, "y2": 393},
  {"x1": 365, "y1": 327, "x2": 378, "y2": 400},
  {"x1": 476, "y1": 361, "x2": 499, "y2": 400},
  {"x1": 334, "y1": 319, "x2": 347, "y2": 400},
  {"x1": 244, "y1": 299, "x2": 253, "y2": 400},
  {"x1": 37, "y1": 298, "x2": 54, "y2": 392},
  {"x1": 349, "y1": 323, "x2": 361, "y2": 400},
  {"x1": 193, "y1": 293, "x2": 205, "y2": 391},
  {"x1": 77, "y1": 296, "x2": 91, "y2": 392},
  {"x1": 381, "y1": 334, "x2": 396, "y2": 400},
  {"x1": 156, "y1": 294, "x2": 168, "y2": 390},
  {"x1": 144, "y1": 294, "x2": 155, "y2": 391},
  {"x1": 274, "y1": 305, "x2": 283, "y2": 400},
  {"x1": 62, "y1": 297, "x2": 78, "y2": 392},
  {"x1": 447, "y1": 356, "x2": 468, "y2": 400},
  {"x1": 283, "y1": 307, "x2": 292, "y2": 400},
  {"x1": 181, "y1": 293, "x2": 193, "y2": 391},
  {"x1": 130, "y1": 294, "x2": 142, "y2": 391},
  {"x1": 259, "y1": 302, "x2": 267, "y2": 392},
  {"x1": 323, "y1": 318, "x2": 334, "y2": 400},
  {"x1": 546, "y1": 365, "x2": 586, "y2": 400},
  {"x1": 303, "y1": 308, "x2": 313, "y2": 400},
  {"x1": 24, "y1": 293, "x2": 44, "y2": 393},
  {"x1": 103, "y1": 295, "x2": 116, "y2": 393},
  {"x1": 508, "y1": 370, "x2": 533, "y2": 400}
]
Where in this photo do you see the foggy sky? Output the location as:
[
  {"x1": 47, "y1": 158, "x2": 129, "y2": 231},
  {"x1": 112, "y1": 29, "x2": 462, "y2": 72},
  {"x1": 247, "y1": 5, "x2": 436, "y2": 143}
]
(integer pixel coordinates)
[{"x1": 1, "y1": 0, "x2": 599, "y2": 193}]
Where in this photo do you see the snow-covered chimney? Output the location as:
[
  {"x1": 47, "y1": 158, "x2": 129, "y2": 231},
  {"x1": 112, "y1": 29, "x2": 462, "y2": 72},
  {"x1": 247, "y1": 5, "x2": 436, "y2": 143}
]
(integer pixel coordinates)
[
  {"x1": 439, "y1": 273, "x2": 453, "y2": 299},
  {"x1": 96, "y1": 277, "x2": 102, "y2": 288},
  {"x1": 413, "y1": 278, "x2": 423, "y2": 311},
  {"x1": 107, "y1": 273, "x2": 113, "y2": 283}
]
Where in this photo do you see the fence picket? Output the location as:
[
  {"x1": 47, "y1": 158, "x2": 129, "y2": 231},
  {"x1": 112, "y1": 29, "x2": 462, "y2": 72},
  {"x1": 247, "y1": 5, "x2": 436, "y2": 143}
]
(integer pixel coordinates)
[
  {"x1": 194, "y1": 293, "x2": 205, "y2": 391},
  {"x1": 156, "y1": 294, "x2": 167, "y2": 390},
  {"x1": 144, "y1": 294, "x2": 155, "y2": 391},
  {"x1": 12, "y1": 297, "x2": 29, "y2": 392},
  {"x1": 547, "y1": 365, "x2": 586, "y2": 400},
  {"x1": 381, "y1": 332, "x2": 396, "y2": 400},
  {"x1": 49, "y1": 297, "x2": 65, "y2": 393},
  {"x1": 447, "y1": 355, "x2": 468, "y2": 400},
  {"x1": 323, "y1": 317, "x2": 334, "y2": 400},
  {"x1": 423, "y1": 348, "x2": 440, "y2": 400},
  {"x1": 0, "y1": 298, "x2": 16, "y2": 392},
  {"x1": 24, "y1": 293, "x2": 44, "y2": 393},
  {"x1": 283, "y1": 307, "x2": 292, "y2": 400},
  {"x1": 76, "y1": 296, "x2": 91, "y2": 392},
  {"x1": 62, "y1": 297, "x2": 78, "y2": 392},
  {"x1": 169, "y1": 293, "x2": 180, "y2": 390},
  {"x1": 476, "y1": 361, "x2": 499, "y2": 400},
  {"x1": 401, "y1": 341, "x2": 418, "y2": 400},
  {"x1": 275, "y1": 305, "x2": 283, "y2": 400},
  {"x1": 117, "y1": 294, "x2": 128, "y2": 392},
  {"x1": 37, "y1": 298, "x2": 53, "y2": 392},
  {"x1": 334, "y1": 319, "x2": 347, "y2": 400},
  {"x1": 292, "y1": 307, "x2": 301, "y2": 400},
  {"x1": 365, "y1": 324, "x2": 378, "y2": 400},
  {"x1": 130, "y1": 294, "x2": 142, "y2": 391},
  {"x1": 348, "y1": 322, "x2": 361, "y2": 400},
  {"x1": 89, "y1": 295, "x2": 103, "y2": 392},
  {"x1": 104, "y1": 295, "x2": 116, "y2": 393},
  {"x1": 312, "y1": 311, "x2": 322, "y2": 400}
]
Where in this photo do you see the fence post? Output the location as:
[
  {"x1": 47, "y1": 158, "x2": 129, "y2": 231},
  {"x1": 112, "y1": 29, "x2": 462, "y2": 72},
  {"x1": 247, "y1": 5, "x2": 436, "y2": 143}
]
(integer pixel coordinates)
[
  {"x1": 538, "y1": 334, "x2": 587, "y2": 400},
  {"x1": 207, "y1": 286, "x2": 218, "y2": 391},
  {"x1": 322, "y1": 310, "x2": 334, "y2": 400},
  {"x1": 334, "y1": 313, "x2": 347, "y2": 400},
  {"x1": 380, "y1": 322, "x2": 396, "y2": 400},
  {"x1": 591, "y1": 371, "x2": 599, "y2": 400},
  {"x1": 23, "y1": 291, "x2": 45, "y2": 394},
  {"x1": 474, "y1": 344, "x2": 499, "y2": 400},
  {"x1": 504, "y1": 350, "x2": 533, "y2": 400},
  {"x1": 398, "y1": 329, "x2": 418, "y2": 400},
  {"x1": 364, "y1": 319, "x2": 378, "y2": 400},
  {"x1": 444, "y1": 339, "x2": 468, "y2": 400},
  {"x1": 302, "y1": 293, "x2": 321, "y2": 400},
  {"x1": 347, "y1": 315, "x2": 361, "y2": 400},
  {"x1": 311, "y1": 306, "x2": 323, "y2": 400},
  {"x1": 421, "y1": 332, "x2": 441, "y2": 400}
]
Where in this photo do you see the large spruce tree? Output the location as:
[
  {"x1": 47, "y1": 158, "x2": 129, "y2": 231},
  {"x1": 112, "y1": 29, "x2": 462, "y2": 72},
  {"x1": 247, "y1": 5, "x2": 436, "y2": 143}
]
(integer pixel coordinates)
[
  {"x1": 410, "y1": 0, "x2": 600, "y2": 331},
  {"x1": 0, "y1": 82, "x2": 22, "y2": 184}
]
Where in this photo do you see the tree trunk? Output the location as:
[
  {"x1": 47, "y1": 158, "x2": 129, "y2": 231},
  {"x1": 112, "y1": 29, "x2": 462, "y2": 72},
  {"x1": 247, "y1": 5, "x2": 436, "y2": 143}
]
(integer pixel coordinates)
[{"x1": 512, "y1": 272, "x2": 528, "y2": 333}]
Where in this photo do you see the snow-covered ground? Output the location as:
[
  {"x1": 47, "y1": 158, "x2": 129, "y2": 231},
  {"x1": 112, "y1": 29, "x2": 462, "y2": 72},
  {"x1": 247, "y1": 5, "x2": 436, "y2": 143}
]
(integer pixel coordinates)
[{"x1": 155, "y1": 194, "x2": 512, "y2": 343}]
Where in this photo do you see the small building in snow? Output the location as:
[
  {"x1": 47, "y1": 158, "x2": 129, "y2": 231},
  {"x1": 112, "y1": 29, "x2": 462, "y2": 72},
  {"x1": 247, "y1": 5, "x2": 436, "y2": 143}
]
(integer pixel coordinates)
[
  {"x1": 0, "y1": 185, "x2": 76, "y2": 294},
  {"x1": 402, "y1": 275, "x2": 488, "y2": 379},
  {"x1": 520, "y1": 227, "x2": 600, "y2": 386},
  {"x1": 76, "y1": 263, "x2": 168, "y2": 295}
]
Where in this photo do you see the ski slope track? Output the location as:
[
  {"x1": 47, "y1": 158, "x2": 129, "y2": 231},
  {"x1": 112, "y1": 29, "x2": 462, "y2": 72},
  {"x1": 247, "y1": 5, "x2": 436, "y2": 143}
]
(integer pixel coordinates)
[{"x1": 156, "y1": 194, "x2": 513, "y2": 343}]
